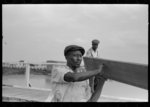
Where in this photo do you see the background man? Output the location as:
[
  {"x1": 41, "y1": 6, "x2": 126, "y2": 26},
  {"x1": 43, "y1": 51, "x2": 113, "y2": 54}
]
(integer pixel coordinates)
[
  {"x1": 86, "y1": 39, "x2": 100, "y2": 58},
  {"x1": 86, "y1": 39, "x2": 106, "y2": 101}
]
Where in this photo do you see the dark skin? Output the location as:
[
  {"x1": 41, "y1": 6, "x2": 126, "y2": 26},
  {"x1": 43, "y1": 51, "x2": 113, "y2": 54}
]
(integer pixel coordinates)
[
  {"x1": 87, "y1": 74, "x2": 106, "y2": 102},
  {"x1": 92, "y1": 43, "x2": 98, "y2": 52},
  {"x1": 64, "y1": 50, "x2": 104, "y2": 102},
  {"x1": 65, "y1": 51, "x2": 82, "y2": 72}
]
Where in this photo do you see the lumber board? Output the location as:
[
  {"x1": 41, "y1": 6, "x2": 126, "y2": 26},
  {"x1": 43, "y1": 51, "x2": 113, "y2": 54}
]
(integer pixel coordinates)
[{"x1": 83, "y1": 57, "x2": 148, "y2": 90}]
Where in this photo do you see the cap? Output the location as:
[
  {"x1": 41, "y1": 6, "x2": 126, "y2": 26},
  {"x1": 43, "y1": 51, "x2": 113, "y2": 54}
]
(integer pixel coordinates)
[
  {"x1": 92, "y1": 39, "x2": 100, "y2": 44},
  {"x1": 64, "y1": 45, "x2": 85, "y2": 56}
]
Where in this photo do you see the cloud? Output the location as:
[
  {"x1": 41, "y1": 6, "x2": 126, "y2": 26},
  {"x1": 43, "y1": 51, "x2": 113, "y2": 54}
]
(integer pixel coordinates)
[
  {"x1": 54, "y1": 37, "x2": 88, "y2": 46},
  {"x1": 73, "y1": 38, "x2": 88, "y2": 44}
]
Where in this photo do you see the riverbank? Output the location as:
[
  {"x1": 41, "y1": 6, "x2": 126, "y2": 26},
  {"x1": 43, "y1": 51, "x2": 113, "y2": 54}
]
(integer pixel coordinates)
[{"x1": 3, "y1": 66, "x2": 50, "y2": 75}]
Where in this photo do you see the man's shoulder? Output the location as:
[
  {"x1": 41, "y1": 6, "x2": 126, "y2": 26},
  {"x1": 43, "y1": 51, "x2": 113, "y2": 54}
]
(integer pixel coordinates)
[
  {"x1": 55, "y1": 65, "x2": 70, "y2": 70},
  {"x1": 52, "y1": 65, "x2": 71, "y2": 74},
  {"x1": 88, "y1": 48, "x2": 92, "y2": 51},
  {"x1": 86, "y1": 48, "x2": 92, "y2": 53}
]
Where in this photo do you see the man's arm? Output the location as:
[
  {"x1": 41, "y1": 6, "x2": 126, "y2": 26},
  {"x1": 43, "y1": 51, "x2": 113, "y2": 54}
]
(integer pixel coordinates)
[
  {"x1": 89, "y1": 77, "x2": 95, "y2": 93},
  {"x1": 87, "y1": 75, "x2": 107, "y2": 102},
  {"x1": 64, "y1": 64, "x2": 104, "y2": 82}
]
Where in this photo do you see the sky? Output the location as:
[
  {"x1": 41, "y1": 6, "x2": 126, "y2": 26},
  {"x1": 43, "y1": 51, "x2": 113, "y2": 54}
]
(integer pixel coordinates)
[{"x1": 2, "y1": 4, "x2": 148, "y2": 64}]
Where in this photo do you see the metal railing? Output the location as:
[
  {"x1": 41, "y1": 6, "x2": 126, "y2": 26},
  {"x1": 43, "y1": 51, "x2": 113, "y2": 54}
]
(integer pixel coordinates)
[{"x1": 3, "y1": 62, "x2": 67, "y2": 88}]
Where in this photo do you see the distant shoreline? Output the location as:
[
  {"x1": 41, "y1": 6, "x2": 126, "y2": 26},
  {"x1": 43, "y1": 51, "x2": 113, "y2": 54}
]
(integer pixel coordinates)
[{"x1": 3, "y1": 66, "x2": 51, "y2": 75}]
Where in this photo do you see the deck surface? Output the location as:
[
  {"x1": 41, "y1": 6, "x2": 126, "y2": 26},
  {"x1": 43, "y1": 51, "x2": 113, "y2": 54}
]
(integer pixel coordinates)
[
  {"x1": 2, "y1": 86, "x2": 53, "y2": 102},
  {"x1": 2, "y1": 85, "x2": 147, "y2": 102}
]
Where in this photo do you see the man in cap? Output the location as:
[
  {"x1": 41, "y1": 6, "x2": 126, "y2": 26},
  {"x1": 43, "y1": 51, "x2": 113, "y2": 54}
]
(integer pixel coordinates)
[
  {"x1": 50, "y1": 45, "x2": 104, "y2": 102},
  {"x1": 86, "y1": 39, "x2": 106, "y2": 101},
  {"x1": 86, "y1": 39, "x2": 100, "y2": 58}
]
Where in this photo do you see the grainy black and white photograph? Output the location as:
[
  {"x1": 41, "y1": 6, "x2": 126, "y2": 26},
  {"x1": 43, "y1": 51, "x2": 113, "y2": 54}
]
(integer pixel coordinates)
[{"x1": 2, "y1": 4, "x2": 148, "y2": 102}]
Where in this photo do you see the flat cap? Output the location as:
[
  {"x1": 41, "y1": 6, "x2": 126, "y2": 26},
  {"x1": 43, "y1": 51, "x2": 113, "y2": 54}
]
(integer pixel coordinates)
[
  {"x1": 92, "y1": 39, "x2": 100, "y2": 44},
  {"x1": 64, "y1": 45, "x2": 85, "y2": 56}
]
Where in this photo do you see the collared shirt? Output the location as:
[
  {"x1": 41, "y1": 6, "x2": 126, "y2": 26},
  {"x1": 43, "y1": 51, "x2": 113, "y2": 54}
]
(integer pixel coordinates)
[
  {"x1": 50, "y1": 65, "x2": 91, "y2": 102},
  {"x1": 86, "y1": 48, "x2": 99, "y2": 58}
]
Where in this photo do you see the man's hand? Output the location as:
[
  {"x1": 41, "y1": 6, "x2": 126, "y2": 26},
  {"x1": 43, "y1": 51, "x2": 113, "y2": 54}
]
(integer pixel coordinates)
[{"x1": 96, "y1": 64, "x2": 108, "y2": 81}]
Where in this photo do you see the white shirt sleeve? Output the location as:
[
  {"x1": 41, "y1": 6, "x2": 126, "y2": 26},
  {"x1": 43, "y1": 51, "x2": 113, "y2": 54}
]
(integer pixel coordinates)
[{"x1": 51, "y1": 67, "x2": 69, "y2": 83}]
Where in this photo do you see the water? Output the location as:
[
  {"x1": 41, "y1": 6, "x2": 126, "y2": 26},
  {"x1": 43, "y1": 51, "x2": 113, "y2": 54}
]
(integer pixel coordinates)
[
  {"x1": 3, "y1": 74, "x2": 148, "y2": 101},
  {"x1": 3, "y1": 74, "x2": 52, "y2": 89}
]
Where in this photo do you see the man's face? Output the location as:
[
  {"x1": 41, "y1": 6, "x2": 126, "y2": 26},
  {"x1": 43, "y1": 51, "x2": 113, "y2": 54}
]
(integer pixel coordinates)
[
  {"x1": 66, "y1": 50, "x2": 82, "y2": 68},
  {"x1": 92, "y1": 43, "x2": 98, "y2": 50}
]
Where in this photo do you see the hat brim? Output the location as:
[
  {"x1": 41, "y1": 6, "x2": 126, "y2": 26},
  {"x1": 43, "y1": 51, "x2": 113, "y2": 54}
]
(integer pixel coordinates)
[{"x1": 64, "y1": 45, "x2": 85, "y2": 56}]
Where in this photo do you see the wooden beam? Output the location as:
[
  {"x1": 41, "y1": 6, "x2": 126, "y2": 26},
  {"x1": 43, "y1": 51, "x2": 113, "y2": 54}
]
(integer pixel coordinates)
[{"x1": 83, "y1": 57, "x2": 148, "y2": 90}]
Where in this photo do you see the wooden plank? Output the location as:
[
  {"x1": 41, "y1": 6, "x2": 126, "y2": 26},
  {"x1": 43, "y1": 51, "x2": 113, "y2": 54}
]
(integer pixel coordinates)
[
  {"x1": 83, "y1": 57, "x2": 148, "y2": 90},
  {"x1": 2, "y1": 86, "x2": 53, "y2": 102}
]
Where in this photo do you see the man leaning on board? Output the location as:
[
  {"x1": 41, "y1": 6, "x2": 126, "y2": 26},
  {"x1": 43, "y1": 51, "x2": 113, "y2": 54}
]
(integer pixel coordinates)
[{"x1": 86, "y1": 39, "x2": 107, "y2": 101}]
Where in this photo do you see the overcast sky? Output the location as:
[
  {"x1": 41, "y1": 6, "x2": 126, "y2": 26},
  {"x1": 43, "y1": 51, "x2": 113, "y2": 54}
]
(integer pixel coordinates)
[{"x1": 2, "y1": 4, "x2": 148, "y2": 64}]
